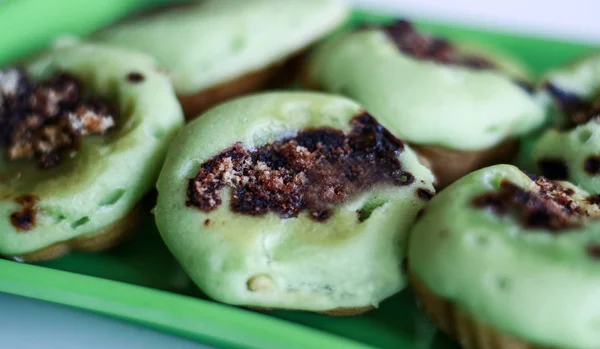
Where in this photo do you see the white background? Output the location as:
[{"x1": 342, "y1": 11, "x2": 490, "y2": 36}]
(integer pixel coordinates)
[
  {"x1": 351, "y1": 0, "x2": 600, "y2": 44},
  {"x1": 2, "y1": 0, "x2": 600, "y2": 348}
]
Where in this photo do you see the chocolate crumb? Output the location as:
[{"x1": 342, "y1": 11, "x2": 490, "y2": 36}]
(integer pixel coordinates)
[
  {"x1": 311, "y1": 210, "x2": 332, "y2": 222},
  {"x1": 588, "y1": 195, "x2": 600, "y2": 205},
  {"x1": 417, "y1": 188, "x2": 434, "y2": 201},
  {"x1": 371, "y1": 20, "x2": 494, "y2": 70},
  {"x1": 359, "y1": 20, "x2": 534, "y2": 90},
  {"x1": 126, "y1": 72, "x2": 145, "y2": 83},
  {"x1": 584, "y1": 156, "x2": 600, "y2": 175},
  {"x1": 10, "y1": 195, "x2": 39, "y2": 231},
  {"x1": 187, "y1": 113, "x2": 413, "y2": 222},
  {"x1": 0, "y1": 68, "x2": 116, "y2": 168},
  {"x1": 473, "y1": 177, "x2": 588, "y2": 232},
  {"x1": 586, "y1": 243, "x2": 600, "y2": 259},
  {"x1": 204, "y1": 219, "x2": 210, "y2": 226}
]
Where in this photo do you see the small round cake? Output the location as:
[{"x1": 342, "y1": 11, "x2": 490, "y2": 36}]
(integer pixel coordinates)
[
  {"x1": 532, "y1": 52, "x2": 600, "y2": 193},
  {"x1": 304, "y1": 20, "x2": 545, "y2": 187},
  {"x1": 0, "y1": 40, "x2": 184, "y2": 261},
  {"x1": 155, "y1": 92, "x2": 435, "y2": 314},
  {"x1": 408, "y1": 164, "x2": 600, "y2": 349},
  {"x1": 95, "y1": 0, "x2": 349, "y2": 118}
]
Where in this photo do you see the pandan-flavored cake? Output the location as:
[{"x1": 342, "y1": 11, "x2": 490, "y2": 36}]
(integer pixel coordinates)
[
  {"x1": 95, "y1": 0, "x2": 349, "y2": 118},
  {"x1": 0, "y1": 40, "x2": 184, "y2": 261},
  {"x1": 408, "y1": 164, "x2": 600, "y2": 349},
  {"x1": 155, "y1": 92, "x2": 435, "y2": 314}
]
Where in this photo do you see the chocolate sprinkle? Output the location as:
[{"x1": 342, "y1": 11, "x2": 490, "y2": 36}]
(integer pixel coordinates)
[
  {"x1": 10, "y1": 195, "x2": 39, "y2": 231},
  {"x1": 0, "y1": 68, "x2": 116, "y2": 168},
  {"x1": 473, "y1": 177, "x2": 587, "y2": 232},
  {"x1": 126, "y1": 72, "x2": 145, "y2": 83},
  {"x1": 187, "y1": 113, "x2": 413, "y2": 222},
  {"x1": 538, "y1": 158, "x2": 570, "y2": 180}
]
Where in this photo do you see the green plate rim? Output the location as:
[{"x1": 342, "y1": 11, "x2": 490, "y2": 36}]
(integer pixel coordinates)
[{"x1": 0, "y1": 259, "x2": 381, "y2": 349}]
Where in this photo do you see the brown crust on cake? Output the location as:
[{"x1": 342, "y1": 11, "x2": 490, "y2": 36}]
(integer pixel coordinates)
[
  {"x1": 178, "y1": 52, "x2": 305, "y2": 120},
  {"x1": 247, "y1": 305, "x2": 374, "y2": 316},
  {"x1": 411, "y1": 140, "x2": 519, "y2": 189},
  {"x1": 9, "y1": 205, "x2": 142, "y2": 263},
  {"x1": 319, "y1": 305, "x2": 374, "y2": 316},
  {"x1": 409, "y1": 273, "x2": 550, "y2": 349}
]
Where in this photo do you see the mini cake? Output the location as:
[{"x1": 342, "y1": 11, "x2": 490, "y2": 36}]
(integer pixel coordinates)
[
  {"x1": 95, "y1": 0, "x2": 349, "y2": 118},
  {"x1": 408, "y1": 164, "x2": 600, "y2": 349},
  {"x1": 304, "y1": 20, "x2": 545, "y2": 187},
  {"x1": 531, "y1": 52, "x2": 600, "y2": 193},
  {"x1": 155, "y1": 92, "x2": 435, "y2": 314},
  {"x1": 0, "y1": 40, "x2": 184, "y2": 261}
]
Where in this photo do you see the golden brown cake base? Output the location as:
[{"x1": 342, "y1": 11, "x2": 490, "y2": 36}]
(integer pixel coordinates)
[
  {"x1": 178, "y1": 52, "x2": 305, "y2": 119},
  {"x1": 10, "y1": 205, "x2": 142, "y2": 263},
  {"x1": 409, "y1": 273, "x2": 550, "y2": 349},
  {"x1": 320, "y1": 305, "x2": 374, "y2": 316},
  {"x1": 247, "y1": 305, "x2": 374, "y2": 316},
  {"x1": 411, "y1": 140, "x2": 519, "y2": 189}
]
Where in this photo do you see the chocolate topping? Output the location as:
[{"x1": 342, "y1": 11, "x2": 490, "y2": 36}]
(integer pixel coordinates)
[
  {"x1": 10, "y1": 195, "x2": 39, "y2": 231},
  {"x1": 358, "y1": 20, "x2": 534, "y2": 93},
  {"x1": 376, "y1": 20, "x2": 495, "y2": 70},
  {"x1": 0, "y1": 68, "x2": 116, "y2": 168},
  {"x1": 187, "y1": 113, "x2": 414, "y2": 221},
  {"x1": 538, "y1": 158, "x2": 570, "y2": 180},
  {"x1": 584, "y1": 155, "x2": 600, "y2": 175},
  {"x1": 545, "y1": 83, "x2": 600, "y2": 130},
  {"x1": 473, "y1": 177, "x2": 591, "y2": 232}
]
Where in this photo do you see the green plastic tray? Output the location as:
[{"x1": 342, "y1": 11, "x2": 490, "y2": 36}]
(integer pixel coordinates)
[{"x1": 0, "y1": 1, "x2": 596, "y2": 349}]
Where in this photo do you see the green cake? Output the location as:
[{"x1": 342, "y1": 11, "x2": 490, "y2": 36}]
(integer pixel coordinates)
[
  {"x1": 95, "y1": 0, "x2": 349, "y2": 117},
  {"x1": 155, "y1": 92, "x2": 435, "y2": 313},
  {"x1": 408, "y1": 164, "x2": 600, "y2": 349}
]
